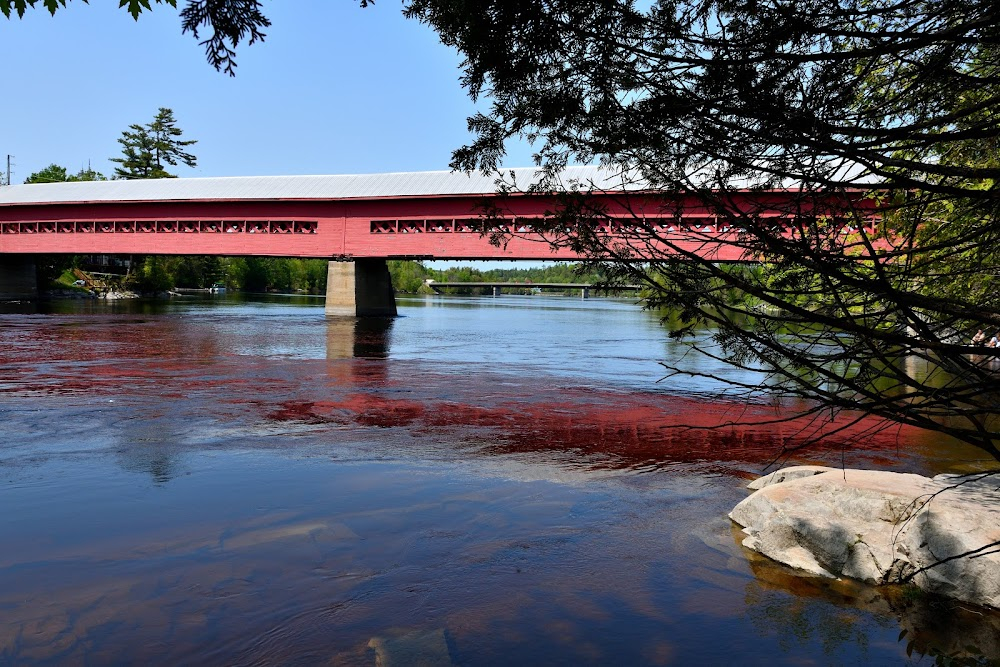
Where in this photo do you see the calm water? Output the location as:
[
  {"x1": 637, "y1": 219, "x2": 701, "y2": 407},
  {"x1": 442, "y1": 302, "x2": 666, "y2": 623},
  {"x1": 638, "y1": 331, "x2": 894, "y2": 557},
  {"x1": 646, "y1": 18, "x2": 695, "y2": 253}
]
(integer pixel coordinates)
[{"x1": 1, "y1": 293, "x2": 997, "y2": 665}]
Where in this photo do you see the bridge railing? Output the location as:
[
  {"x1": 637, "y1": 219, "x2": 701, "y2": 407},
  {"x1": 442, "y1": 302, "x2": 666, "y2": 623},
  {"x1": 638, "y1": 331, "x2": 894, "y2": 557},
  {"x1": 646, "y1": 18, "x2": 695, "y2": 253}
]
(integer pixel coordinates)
[
  {"x1": 367, "y1": 215, "x2": 878, "y2": 238},
  {"x1": 0, "y1": 219, "x2": 319, "y2": 235}
]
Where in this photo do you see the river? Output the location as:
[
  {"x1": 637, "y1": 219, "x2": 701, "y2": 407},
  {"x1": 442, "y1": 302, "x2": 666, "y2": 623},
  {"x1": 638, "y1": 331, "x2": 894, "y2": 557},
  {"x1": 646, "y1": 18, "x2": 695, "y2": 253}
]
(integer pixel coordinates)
[{"x1": 0, "y1": 293, "x2": 996, "y2": 665}]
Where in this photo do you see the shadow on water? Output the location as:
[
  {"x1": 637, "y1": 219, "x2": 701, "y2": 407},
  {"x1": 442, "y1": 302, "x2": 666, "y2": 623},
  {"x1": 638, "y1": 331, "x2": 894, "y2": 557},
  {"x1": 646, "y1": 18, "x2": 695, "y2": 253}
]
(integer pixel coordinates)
[
  {"x1": 326, "y1": 316, "x2": 394, "y2": 360},
  {"x1": 737, "y1": 525, "x2": 1000, "y2": 663}
]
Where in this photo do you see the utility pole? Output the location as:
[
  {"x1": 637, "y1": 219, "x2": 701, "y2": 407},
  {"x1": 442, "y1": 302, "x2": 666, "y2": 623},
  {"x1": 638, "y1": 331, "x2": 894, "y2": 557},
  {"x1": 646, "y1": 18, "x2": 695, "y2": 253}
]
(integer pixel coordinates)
[{"x1": 4, "y1": 155, "x2": 12, "y2": 186}]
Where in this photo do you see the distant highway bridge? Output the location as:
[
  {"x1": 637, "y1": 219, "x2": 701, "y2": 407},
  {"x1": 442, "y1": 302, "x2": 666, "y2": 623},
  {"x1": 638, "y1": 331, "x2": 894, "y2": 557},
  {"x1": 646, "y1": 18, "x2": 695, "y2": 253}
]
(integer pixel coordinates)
[
  {"x1": 425, "y1": 281, "x2": 642, "y2": 298},
  {"x1": 0, "y1": 167, "x2": 877, "y2": 315}
]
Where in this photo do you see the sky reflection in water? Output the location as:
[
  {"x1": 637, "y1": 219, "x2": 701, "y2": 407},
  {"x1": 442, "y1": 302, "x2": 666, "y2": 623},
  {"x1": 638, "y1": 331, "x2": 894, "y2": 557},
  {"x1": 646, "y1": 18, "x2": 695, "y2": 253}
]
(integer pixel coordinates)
[{"x1": 0, "y1": 294, "x2": 996, "y2": 665}]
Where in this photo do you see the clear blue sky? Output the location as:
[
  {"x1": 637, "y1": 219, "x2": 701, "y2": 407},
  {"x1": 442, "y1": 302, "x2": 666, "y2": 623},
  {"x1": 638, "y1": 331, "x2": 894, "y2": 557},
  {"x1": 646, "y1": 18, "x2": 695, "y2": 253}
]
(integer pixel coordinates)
[{"x1": 0, "y1": 1, "x2": 540, "y2": 183}]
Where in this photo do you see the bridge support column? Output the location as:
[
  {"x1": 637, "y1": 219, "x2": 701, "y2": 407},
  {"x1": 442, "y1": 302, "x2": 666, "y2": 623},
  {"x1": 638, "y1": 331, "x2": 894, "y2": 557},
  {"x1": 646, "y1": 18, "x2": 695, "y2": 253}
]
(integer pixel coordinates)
[
  {"x1": 325, "y1": 259, "x2": 397, "y2": 317},
  {"x1": 581, "y1": 287, "x2": 590, "y2": 299},
  {"x1": 0, "y1": 255, "x2": 38, "y2": 301},
  {"x1": 492, "y1": 286, "x2": 501, "y2": 297}
]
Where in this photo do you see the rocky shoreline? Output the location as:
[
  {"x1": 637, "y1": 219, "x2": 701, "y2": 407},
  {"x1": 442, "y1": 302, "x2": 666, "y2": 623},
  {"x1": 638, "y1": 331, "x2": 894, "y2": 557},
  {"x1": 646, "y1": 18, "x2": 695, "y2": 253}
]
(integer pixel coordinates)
[
  {"x1": 43, "y1": 289, "x2": 169, "y2": 300},
  {"x1": 731, "y1": 466, "x2": 1000, "y2": 610}
]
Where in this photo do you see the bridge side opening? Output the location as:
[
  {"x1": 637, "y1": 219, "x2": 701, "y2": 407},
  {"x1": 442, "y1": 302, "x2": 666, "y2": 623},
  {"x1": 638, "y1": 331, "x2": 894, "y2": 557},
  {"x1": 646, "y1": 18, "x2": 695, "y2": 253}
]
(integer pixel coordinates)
[{"x1": 325, "y1": 259, "x2": 397, "y2": 317}]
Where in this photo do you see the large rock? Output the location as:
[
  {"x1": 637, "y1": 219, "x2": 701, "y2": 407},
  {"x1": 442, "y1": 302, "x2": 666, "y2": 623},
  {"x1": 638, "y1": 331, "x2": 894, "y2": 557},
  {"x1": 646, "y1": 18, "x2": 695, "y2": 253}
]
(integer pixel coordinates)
[
  {"x1": 746, "y1": 465, "x2": 835, "y2": 490},
  {"x1": 730, "y1": 466, "x2": 1000, "y2": 609}
]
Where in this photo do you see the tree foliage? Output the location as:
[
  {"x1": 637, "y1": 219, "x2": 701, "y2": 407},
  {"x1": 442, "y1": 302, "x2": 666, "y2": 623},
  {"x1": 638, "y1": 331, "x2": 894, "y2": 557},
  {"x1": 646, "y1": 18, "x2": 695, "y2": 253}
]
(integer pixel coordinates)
[
  {"x1": 111, "y1": 107, "x2": 197, "y2": 179},
  {"x1": 398, "y1": 0, "x2": 1000, "y2": 460},
  {"x1": 24, "y1": 163, "x2": 107, "y2": 183},
  {"x1": 24, "y1": 164, "x2": 68, "y2": 184},
  {"x1": 0, "y1": 0, "x2": 269, "y2": 75},
  {"x1": 387, "y1": 260, "x2": 607, "y2": 295},
  {"x1": 387, "y1": 260, "x2": 433, "y2": 293},
  {"x1": 123, "y1": 256, "x2": 328, "y2": 293}
]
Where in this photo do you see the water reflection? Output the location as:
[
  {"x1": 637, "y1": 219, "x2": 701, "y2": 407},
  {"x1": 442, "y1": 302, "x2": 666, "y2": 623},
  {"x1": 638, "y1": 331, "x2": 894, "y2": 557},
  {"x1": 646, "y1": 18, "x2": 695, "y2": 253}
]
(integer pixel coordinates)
[
  {"x1": 741, "y1": 543, "x2": 1000, "y2": 662},
  {"x1": 325, "y1": 316, "x2": 394, "y2": 360},
  {"x1": 112, "y1": 415, "x2": 186, "y2": 485},
  {"x1": 1, "y1": 294, "x2": 998, "y2": 664}
]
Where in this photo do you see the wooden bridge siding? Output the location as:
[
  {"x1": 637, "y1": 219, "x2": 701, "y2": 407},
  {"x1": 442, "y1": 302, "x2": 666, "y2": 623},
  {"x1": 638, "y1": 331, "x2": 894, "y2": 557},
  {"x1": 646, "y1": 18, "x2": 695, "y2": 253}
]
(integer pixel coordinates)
[
  {"x1": 341, "y1": 195, "x2": 572, "y2": 260},
  {"x1": 0, "y1": 195, "x2": 587, "y2": 259},
  {"x1": 0, "y1": 191, "x2": 876, "y2": 261},
  {"x1": 0, "y1": 200, "x2": 344, "y2": 257},
  {"x1": 342, "y1": 193, "x2": 751, "y2": 260}
]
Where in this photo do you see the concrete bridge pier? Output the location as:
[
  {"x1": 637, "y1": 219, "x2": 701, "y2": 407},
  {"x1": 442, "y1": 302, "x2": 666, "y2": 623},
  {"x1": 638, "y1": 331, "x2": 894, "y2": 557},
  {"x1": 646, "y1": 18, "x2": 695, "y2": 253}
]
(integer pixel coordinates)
[
  {"x1": 581, "y1": 287, "x2": 589, "y2": 299},
  {"x1": 492, "y1": 286, "x2": 501, "y2": 297},
  {"x1": 0, "y1": 255, "x2": 38, "y2": 301},
  {"x1": 325, "y1": 258, "x2": 397, "y2": 317}
]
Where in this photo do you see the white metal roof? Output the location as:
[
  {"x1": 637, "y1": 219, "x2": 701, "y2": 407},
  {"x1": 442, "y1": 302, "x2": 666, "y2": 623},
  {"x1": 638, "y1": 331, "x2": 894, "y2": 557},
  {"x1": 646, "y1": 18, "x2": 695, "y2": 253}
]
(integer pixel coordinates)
[{"x1": 0, "y1": 166, "x2": 639, "y2": 206}]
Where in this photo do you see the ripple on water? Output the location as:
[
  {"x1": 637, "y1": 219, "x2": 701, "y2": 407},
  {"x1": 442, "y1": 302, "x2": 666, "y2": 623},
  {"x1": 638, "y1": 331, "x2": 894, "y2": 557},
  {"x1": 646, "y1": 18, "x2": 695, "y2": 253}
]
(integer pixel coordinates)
[{"x1": 0, "y1": 296, "x2": 996, "y2": 665}]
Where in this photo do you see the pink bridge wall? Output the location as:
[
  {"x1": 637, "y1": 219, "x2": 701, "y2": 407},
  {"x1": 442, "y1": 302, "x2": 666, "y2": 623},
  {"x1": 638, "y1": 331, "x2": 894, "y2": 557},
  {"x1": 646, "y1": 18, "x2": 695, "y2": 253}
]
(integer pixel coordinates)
[{"x1": 0, "y1": 192, "x2": 877, "y2": 262}]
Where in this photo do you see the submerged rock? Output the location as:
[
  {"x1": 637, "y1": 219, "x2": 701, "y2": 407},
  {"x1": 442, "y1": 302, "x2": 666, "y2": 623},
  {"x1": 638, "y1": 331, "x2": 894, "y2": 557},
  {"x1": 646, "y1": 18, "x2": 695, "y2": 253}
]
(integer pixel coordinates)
[
  {"x1": 731, "y1": 466, "x2": 1000, "y2": 609},
  {"x1": 368, "y1": 629, "x2": 452, "y2": 666}
]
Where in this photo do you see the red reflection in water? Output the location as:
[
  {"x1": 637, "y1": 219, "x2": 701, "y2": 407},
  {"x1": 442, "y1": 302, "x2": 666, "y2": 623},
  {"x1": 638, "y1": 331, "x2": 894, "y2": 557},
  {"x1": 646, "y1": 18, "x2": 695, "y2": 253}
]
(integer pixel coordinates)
[
  {"x1": 266, "y1": 385, "x2": 923, "y2": 475},
  {"x1": 0, "y1": 314, "x2": 973, "y2": 477}
]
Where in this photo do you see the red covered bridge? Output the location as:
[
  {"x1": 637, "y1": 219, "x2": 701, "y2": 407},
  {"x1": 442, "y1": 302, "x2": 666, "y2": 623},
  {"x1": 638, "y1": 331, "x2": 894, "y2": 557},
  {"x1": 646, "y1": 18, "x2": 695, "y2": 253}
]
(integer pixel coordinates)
[{"x1": 0, "y1": 167, "x2": 876, "y2": 315}]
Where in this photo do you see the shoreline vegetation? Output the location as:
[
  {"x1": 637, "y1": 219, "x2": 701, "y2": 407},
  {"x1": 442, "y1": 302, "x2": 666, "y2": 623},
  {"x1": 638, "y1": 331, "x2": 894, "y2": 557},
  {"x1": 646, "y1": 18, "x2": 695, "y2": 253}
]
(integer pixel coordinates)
[{"x1": 42, "y1": 258, "x2": 611, "y2": 299}]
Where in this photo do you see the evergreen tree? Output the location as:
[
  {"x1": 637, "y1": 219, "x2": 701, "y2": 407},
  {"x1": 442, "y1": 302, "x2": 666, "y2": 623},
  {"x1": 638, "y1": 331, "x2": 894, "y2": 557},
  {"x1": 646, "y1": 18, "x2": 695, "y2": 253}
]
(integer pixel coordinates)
[
  {"x1": 111, "y1": 108, "x2": 197, "y2": 179},
  {"x1": 148, "y1": 108, "x2": 197, "y2": 173}
]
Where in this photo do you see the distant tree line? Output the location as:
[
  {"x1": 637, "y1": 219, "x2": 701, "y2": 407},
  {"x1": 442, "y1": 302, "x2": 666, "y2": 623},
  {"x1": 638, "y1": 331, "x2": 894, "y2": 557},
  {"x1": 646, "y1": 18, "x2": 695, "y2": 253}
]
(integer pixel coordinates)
[
  {"x1": 48, "y1": 255, "x2": 330, "y2": 295},
  {"x1": 388, "y1": 260, "x2": 607, "y2": 295},
  {"x1": 129, "y1": 256, "x2": 330, "y2": 294},
  {"x1": 24, "y1": 164, "x2": 107, "y2": 184},
  {"x1": 48, "y1": 256, "x2": 603, "y2": 296}
]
